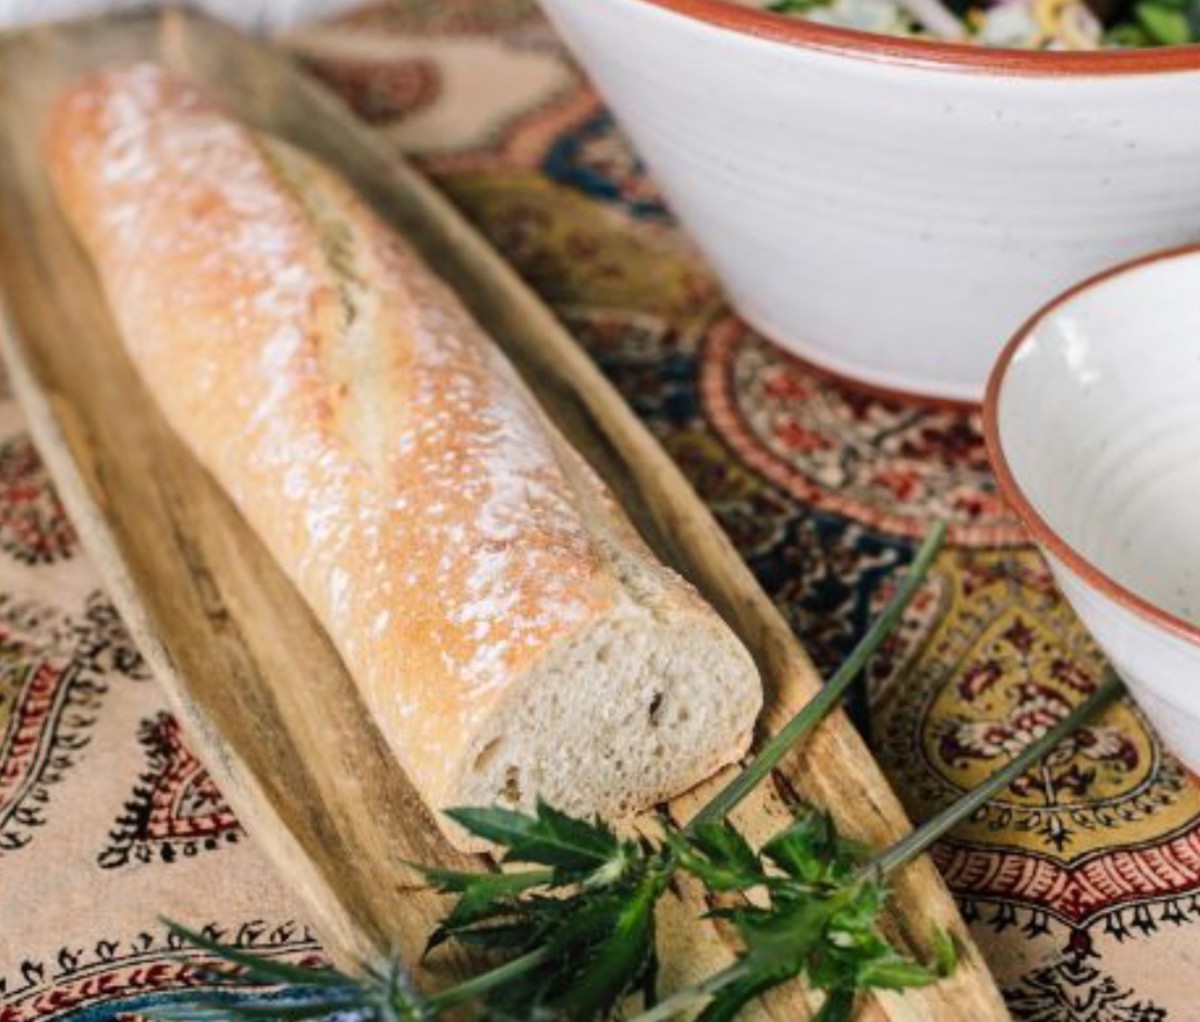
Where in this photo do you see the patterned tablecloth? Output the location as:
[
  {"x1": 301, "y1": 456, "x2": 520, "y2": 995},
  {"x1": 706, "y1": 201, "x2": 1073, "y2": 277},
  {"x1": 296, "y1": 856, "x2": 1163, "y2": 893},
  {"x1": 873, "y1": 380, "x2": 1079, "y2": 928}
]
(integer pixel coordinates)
[{"x1": 3, "y1": 3, "x2": 1200, "y2": 1019}]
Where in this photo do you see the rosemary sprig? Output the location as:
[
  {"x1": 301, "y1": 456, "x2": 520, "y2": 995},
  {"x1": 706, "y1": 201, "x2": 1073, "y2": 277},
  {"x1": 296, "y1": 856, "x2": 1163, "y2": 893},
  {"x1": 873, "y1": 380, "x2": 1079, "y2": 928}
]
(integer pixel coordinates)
[{"x1": 157, "y1": 524, "x2": 1128, "y2": 1021}]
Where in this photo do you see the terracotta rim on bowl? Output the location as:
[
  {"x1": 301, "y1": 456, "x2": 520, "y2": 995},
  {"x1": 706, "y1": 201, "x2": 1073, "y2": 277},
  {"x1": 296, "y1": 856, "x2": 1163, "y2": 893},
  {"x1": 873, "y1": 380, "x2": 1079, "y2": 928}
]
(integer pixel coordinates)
[
  {"x1": 983, "y1": 242, "x2": 1200, "y2": 650},
  {"x1": 632, "y1": 0, "x2": 1200, "y2": 74}
]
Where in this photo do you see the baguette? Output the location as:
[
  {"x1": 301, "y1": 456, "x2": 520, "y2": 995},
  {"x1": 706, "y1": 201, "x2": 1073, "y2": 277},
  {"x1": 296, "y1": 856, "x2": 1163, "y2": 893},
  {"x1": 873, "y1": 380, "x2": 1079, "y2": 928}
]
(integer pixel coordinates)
[{"x1": 45, "y1": 65, "x2": 762, "y2": 848}]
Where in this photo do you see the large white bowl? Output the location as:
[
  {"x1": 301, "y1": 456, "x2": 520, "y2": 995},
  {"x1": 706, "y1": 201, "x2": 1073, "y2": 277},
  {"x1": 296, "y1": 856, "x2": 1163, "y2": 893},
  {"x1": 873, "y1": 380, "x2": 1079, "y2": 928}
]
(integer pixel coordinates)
[
  {"x1": 985, "y1": 245, "x2": 1200, "y2": 773},
  {"x1": 537, "y1": 0, "x2": 1200, "y2": 400}
]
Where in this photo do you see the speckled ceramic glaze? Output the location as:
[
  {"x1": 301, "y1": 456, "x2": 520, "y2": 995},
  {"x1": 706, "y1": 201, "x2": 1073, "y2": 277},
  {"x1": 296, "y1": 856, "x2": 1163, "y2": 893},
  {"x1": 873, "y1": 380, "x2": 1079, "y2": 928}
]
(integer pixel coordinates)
[
  {"x1": 986, "y1": 246, "x2": 1200, "y2": 773},
  {"x1": 536, "y1": 0, "x2": 1200, "y2": 400}
]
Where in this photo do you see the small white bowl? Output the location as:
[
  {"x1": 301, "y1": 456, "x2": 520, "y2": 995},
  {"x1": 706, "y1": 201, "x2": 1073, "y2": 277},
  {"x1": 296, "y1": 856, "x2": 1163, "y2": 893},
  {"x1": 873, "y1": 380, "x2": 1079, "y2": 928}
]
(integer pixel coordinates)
[
  {"x1": 985, "y1": 245, "x2": 1200, "y2": 773},
  {"x1": 537, "y1": 0, "x2": 1200, "y2": 400}
]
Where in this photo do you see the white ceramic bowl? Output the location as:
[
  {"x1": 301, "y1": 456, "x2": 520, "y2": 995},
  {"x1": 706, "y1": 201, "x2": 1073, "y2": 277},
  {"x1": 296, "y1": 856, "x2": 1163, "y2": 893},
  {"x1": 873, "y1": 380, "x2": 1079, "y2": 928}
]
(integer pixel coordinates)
[
  {"x1": 985, "y1": 245, "x2": 1200, "y2": 773},
  {"x1": 536, "y1": 0, "x2": 1200, "y2": 400}
]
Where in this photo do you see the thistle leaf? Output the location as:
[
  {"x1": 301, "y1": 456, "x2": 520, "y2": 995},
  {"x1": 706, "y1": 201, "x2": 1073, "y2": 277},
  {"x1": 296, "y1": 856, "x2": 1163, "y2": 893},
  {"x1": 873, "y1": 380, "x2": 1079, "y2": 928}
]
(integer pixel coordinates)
[
  {"x1": 672, "y1": 822, "x2": 764, "y2": 892},
  {"x1": 556, "y1": 875, "x2": 663, "y2": 1019},
  {"x1": 445, "y1": 801, "x2": 620, "y2": 874},
  {"x1": 654, "y1": 805, "x2": 945, "y2": 1022},
  {"x1": 695, "y1": 971, "x2": 788, "y2": 1022},
  {"x1": 761, "y1": 810, "x2": 860, "y2": 886},
  {"x1": 421, "y1": 867, "x2": 553, "y2": 931},
  {"x1": 425, "y1": 915, "x2": 538, "y2": 957}
]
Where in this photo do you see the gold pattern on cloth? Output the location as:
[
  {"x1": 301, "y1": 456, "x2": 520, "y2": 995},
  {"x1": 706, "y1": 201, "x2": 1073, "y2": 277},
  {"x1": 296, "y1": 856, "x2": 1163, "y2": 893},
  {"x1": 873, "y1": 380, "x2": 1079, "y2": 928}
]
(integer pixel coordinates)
[{"x1": 4, "y1": 2, "x2": 1200, "y2": 1020}]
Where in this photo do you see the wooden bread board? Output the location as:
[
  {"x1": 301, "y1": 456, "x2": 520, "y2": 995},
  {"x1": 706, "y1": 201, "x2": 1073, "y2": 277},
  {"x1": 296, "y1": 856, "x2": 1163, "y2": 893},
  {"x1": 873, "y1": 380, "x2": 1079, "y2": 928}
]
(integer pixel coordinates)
[{"x1": 0, "y1": 11, "x2": 1008, "y2": 1020}]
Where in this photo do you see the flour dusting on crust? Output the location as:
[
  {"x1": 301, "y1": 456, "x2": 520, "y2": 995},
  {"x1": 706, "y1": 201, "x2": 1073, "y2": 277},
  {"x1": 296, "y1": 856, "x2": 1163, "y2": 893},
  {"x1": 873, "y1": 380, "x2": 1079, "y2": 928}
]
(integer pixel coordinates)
[{"x1": 46, "y1": 64, "x2": 611, "y2": 800}]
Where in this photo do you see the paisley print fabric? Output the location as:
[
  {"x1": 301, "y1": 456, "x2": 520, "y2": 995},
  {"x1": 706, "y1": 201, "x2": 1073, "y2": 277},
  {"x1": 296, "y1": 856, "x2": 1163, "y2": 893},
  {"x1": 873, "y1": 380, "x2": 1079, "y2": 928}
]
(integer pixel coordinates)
[{"x1": 4, "y1": 4, "x2": 1200, "y2": 1019}]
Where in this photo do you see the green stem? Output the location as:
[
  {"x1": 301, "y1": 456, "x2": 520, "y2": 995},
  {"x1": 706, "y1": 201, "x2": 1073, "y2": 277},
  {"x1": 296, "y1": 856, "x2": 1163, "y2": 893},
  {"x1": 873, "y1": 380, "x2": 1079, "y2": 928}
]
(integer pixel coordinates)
[
  {"x1": 631, "y1": 667, "x2": 1127, "y2": 1022},
  {"x1": 864, "y1": 668, "x2": 1126, "y2": 880},
  {"x1": 686, "y1": 522, "x2": 947, "y2": 834},
  {"x1": 628, "y1": 962, "x2": 750, "y2": 1022},
  {"x1": 426, "y1": 947, "x2": 549, "y2": 1011}
]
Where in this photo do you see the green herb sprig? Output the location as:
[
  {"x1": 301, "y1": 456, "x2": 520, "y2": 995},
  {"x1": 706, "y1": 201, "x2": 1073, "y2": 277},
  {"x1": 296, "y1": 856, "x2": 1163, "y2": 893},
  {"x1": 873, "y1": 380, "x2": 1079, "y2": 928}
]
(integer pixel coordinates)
[
  {"x1": 635, "y1": 666, "x2": 1124, "y2": 1022},
  {"x1": 153, "y1": 524, "x2": 1127, "y2": 1021},
  {"x1": 420, "y1": 802, "x2": 667, "y2": 1020}
]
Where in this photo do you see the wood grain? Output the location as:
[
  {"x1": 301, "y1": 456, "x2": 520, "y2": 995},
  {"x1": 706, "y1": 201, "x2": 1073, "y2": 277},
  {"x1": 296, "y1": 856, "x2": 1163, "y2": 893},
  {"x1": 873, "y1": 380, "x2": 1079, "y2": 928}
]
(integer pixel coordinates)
[{"x1": 0, "y1": 11, "x2": 1009, "y2": 1019}]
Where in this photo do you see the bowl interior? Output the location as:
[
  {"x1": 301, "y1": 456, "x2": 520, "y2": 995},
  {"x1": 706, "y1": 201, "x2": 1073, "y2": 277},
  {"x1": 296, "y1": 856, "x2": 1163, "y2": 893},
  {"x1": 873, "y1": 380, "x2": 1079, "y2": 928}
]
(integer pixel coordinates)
[{"x1": 995, "y1": 251, "x2": 1200, "y2": 629}]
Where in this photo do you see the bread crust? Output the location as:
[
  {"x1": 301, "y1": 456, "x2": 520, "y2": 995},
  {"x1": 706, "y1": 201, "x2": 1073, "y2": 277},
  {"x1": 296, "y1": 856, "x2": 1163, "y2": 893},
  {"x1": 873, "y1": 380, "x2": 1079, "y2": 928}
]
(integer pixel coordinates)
[{"x1": 46, "y1": 65, "x2": 761, "y2": 843}]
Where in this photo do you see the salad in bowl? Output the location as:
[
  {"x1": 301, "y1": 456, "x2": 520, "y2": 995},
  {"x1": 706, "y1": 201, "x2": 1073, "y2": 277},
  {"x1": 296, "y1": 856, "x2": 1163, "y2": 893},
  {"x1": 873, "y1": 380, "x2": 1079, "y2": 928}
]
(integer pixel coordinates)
[{"x1": 762, "y1": 0, "x2": 1198, "y2": 49}]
